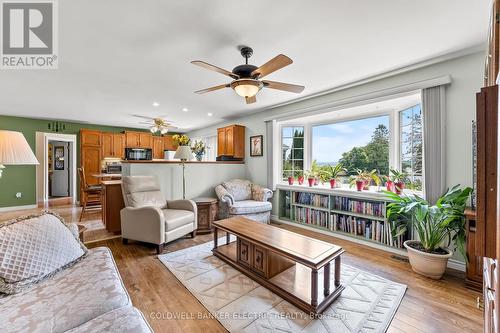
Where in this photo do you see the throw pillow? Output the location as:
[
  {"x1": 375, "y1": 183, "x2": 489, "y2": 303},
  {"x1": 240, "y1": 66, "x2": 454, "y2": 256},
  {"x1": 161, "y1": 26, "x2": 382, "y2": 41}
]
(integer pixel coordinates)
[
  {"x1": 0, "y1": 211, "x2": 87, "y2": 294},
  {"x1": 222, "y1": 179, "x2": 252, "y2": 201}
]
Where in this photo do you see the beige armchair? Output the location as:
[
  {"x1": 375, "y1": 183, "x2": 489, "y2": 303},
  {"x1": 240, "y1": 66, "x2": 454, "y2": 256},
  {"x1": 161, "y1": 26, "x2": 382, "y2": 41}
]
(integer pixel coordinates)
[{"x1": 120, "y1": 176, "x2": 197, "y2": 254}]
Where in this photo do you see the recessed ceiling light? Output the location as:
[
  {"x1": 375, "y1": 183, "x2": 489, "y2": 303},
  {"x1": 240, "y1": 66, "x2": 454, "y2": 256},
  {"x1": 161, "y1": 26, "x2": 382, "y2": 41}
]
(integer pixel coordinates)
[
  {"x1": 207, "y1": 113, "x2": 213, "y2": 117},
  {"x1": 182, "y1": 107, "x2": 188, "y2": 112},
  {"x1": 152, "y1": 102, "x2": 160, "y2": 107}
]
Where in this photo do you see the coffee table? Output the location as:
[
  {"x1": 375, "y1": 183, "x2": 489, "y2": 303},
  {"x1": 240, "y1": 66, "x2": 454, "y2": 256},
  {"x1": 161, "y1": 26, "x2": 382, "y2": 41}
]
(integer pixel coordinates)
[{"x1": 212, "y1": 216, "x2": 345, "y2": 314}]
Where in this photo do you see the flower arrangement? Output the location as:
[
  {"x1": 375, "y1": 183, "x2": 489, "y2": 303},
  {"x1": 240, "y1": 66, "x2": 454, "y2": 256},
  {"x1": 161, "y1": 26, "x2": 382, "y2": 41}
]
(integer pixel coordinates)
[
  {"x1": 191, "y1": 140, "x2": 206, "y2": 161},
  {"x1": 172, "y1": 134, "x2": 190, "y2": 146}
]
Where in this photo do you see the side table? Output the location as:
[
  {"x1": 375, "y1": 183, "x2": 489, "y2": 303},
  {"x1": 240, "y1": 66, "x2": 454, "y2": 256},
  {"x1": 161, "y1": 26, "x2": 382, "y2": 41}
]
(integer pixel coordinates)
[{"x1": 193, "y1": 197, "x2": 218, "y2": 234}]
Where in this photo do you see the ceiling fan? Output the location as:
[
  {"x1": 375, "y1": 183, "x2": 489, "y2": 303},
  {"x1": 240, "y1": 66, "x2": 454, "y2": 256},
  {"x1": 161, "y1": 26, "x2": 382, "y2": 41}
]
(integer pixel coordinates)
[
  {"x1": 132, "y1": 115, "x2": 178, "y2": 135},
  {"x1": 191, "y1": 46, "x2": 305, "y2": 104}
]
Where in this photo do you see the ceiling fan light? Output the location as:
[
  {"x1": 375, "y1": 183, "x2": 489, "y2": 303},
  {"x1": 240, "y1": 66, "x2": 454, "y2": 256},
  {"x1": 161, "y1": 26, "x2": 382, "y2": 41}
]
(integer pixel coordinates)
[
  {"x1": 231, "y1": 79, "x2": 262, "y2": 98},
  {"x1": 160, "y1": 128, "x2": 168, "y2": 134},
  {"x1": 150, "y1": 126, "x2": 158, "y2": 133}
]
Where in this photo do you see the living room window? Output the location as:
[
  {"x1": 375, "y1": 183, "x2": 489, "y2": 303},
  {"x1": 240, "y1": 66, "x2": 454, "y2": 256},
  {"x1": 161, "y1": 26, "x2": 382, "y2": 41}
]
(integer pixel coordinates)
[
  {"x1": 312, "y1": 115, "x2": 390, "y2": 176},
  {"x1": 399, "y1": 104, "x2": 423, "y2": 190},
  {"x1": 281, "y1": 126, "x2": 304, "y2": 180}
]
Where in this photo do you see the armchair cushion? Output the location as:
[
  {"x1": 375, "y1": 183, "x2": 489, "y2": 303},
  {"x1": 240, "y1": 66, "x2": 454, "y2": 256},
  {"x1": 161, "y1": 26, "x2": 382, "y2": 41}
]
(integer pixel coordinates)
[
  {"x1": 121, "y1": 176, "x2": 165, "y2": 208},
  {"x1": 162, "y1": 209, "x2": 195, "y2": 231},
  {"x1": 222, "y1": 179, "x2": 252, "y2": 201},
  {"x1": 215, "y1": 185, "x2": 234, "y2": 205},
  {"x1": 228, "y1": 200, "x2": 272, "y2": 215},
  {"x1": 251, "y1": 184, "x2": 273, "y2": 202},
  {"x1": 127, "y1": 191, "x2": 165, "y2": 209}
]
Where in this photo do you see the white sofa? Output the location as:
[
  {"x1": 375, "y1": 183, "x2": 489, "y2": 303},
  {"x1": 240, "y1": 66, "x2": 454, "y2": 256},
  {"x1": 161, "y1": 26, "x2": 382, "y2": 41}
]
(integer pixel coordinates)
[
  {"x1": 215, "y1": 179, "x2": 273, "y2": 224},
  {"x1": 0, "y1": 246, "x2": 152, "y2": 333},
  {"x1": 120, "y1": 176, "x2": 197, "y2": 254}
]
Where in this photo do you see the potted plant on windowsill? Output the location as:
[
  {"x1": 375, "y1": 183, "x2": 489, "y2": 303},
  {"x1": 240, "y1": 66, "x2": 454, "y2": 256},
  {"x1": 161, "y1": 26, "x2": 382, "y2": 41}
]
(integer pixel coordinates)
[
  {"x1": 385, "y1": 185, "x2": 472, "y2": 279},
  {"x1": 387, "y1": 168, "x2": 408, "y2": 194},
  {"x1": 325, "y1": 163, "x2": 347, "y2": 189},
  {"x1": 304, "y1": 170, "x2": 316, "y2": 187},
  {"x1": 349, "y1": 169, "x2": 380, "y2": 191},
  {"x1": 296, "y1": 171, "x2": 304, "y2": 185}
]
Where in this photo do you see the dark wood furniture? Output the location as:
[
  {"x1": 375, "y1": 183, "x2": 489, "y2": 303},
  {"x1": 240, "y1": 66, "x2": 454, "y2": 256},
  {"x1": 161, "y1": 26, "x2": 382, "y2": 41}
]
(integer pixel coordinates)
[
  {"x1": 217, "y1": 124, "x2": 245, "y2": 160},
  {"x1": 485, "y1": 0, "x2": 500, "y2": 87},
  {"x1": 193, "y1": 197, "x2": 218, "y2": 234},
  {"x1": 77, "y1": 224, "x2": 87, "y2": 243},
  {"x1": 465, "y1": 208, "x2": 482, "y2": 291},
  {"x1": 102, "y1": 180, "x2": 125, "y2": 233},
  {"x1": 212, "y1": 217, "x2": 345, "y2": 314},
  {"x1": 78, "y1": 167, "x2": 103, "y2": 222}
]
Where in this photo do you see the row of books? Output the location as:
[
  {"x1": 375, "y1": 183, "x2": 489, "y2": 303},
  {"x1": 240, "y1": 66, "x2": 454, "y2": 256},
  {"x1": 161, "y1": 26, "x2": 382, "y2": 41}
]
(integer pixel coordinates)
[
  {"x1": 294, "y1": 192, "x2": 329, "y2": 208},
  {"x1": 331, "y1": 197, "x2": 385, "y2": 217},
  {"x1": 294, "y1": 207, "x2": 329, "y2": 228},
  {"x1": 331, "y1": 214, "x2": 405, "y2": 248}
]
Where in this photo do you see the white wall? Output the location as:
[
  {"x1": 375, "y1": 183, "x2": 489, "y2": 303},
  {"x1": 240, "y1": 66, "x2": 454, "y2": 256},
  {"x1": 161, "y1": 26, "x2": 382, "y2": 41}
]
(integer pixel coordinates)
[{"x1": 189, "y1": 51, "x2": 484, "y2": 196}]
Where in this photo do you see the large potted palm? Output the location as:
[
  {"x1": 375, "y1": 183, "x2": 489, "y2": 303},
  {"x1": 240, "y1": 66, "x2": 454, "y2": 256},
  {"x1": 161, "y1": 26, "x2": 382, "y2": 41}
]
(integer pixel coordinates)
[{"x1": 385, "y1": 185, "x2": 472, "y2": 279}]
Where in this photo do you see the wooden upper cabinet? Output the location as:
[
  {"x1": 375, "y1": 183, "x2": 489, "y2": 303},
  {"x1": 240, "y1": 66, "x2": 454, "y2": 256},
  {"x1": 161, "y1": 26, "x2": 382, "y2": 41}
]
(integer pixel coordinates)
[
  {"x1": 217, "y1": 125, "x2": 245, "y2": 159},
  {"x1": 152, "y1": 136, "x2": 164, "y2": 159},
  {"x1": 80, "y1": 129, "x2": 102, "y2": 147},
  {"x1": 101, "y1": 132, "x2": 113, "y2": 158},
  {"x1": 163, "y1": 135, "x2": 176, "y2": 151},
  {"x1": 125, "y1": 131, "x2": 140, "y2": 148},
  {"x1": 140, "y1": 132, "x2": 152, "y2": 148},
  {"x1": 113, "y1": 133, "x2": 125, "y2": 159}
]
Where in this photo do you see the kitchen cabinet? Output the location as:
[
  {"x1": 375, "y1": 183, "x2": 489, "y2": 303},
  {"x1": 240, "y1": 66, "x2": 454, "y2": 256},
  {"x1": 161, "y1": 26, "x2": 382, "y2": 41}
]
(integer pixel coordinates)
[
  {"x1": 163, "y1": 135, "x2": 176, "y2": 151},
  {"x1": 80, "y1": 129, "x2": 101, "y2": 147},
  {"x1": 152, "y1": 136, "x2": 164, "y2": 159},
  {"x1": 102, "y1": 133, "x2": 125, "y2": 158},
  {"x1": 217, "y1": 125, "x2": 245, "y2": 160},
  {"x1": 125, "y1": 131, "x2": 152, "y2": 148}
]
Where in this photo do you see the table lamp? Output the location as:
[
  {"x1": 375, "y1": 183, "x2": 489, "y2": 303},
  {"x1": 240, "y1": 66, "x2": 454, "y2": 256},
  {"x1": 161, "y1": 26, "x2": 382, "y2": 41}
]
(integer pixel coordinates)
[
  {"x1": 174, "y1": 145, "x2": 192, "y2": 199},
  {"x1": 0, "y1": 130, "x2": 39, "y2": 178}
]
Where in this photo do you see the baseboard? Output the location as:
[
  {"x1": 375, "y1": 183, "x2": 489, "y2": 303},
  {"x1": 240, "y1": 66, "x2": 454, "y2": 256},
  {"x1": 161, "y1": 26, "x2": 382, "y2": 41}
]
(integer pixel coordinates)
[
  {"x1": 0, "y1": 204, "x2": 37, "y2": 212},
  {"x1": 271, "y1": 215, "x2": 466, "y2": 272}
]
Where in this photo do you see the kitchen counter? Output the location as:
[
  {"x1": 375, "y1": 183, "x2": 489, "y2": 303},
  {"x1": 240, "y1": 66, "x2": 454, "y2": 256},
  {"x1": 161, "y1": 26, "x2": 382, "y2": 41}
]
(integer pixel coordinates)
[{"x1": 121, "y1": 160, "x2": 244, "y2": 164}]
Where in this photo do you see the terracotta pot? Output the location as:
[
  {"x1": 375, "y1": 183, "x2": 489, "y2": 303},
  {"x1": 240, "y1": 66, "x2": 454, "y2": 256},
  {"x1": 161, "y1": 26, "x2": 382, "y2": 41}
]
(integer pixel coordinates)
[
  {"x1": 329, "y1": 179, "x2": 336, "y2": 189},
  {"x1": 386, "y1": 180, "x2": 394, "y2": 192},
  {"x1": 363, "y1": 180, "x2": 370, "y2": 190},
  {"x1": 287, "y1": 176, "x2": 294, "y2": 185},
  {"x1": 298, "y1": 176, "x2": 304, "y2": 185},
  {"x1": 395, "y1": 182, "x2": 405, "y2": 194},
  {"x1": 307, "y1": 178, "x2": 315, "y2": 187},
  {"x1": 355, "y1": 180, "x2": 364, "y2": 191},
  {"x1": 404, "y1": 240, "x2": 453, "y2": 279},
  {"x1": 314, "y1": 178, "x2": 319, "y2": 186}
]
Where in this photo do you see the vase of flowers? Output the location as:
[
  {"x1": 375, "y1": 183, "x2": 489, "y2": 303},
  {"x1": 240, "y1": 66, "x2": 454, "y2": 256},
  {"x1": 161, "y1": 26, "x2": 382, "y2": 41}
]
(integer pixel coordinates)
[
  {"x1": 191, "y1": 140, "x2": 206, "y2": 161},
  {"x1": 172, "y1": 134, "x2": 190, "y2": 147}
]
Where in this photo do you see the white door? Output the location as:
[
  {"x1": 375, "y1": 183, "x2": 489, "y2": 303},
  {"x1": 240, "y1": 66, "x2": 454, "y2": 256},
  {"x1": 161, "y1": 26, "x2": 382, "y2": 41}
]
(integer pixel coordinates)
[{"x1": 51, "y1": 143, "x2": 69, "y2": 197}]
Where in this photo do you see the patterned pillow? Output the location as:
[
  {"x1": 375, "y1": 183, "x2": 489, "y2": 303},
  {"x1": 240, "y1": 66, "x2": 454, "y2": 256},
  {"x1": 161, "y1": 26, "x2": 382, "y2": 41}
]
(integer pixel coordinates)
[
  {"x1": 0, "y1": 211, "x2": 87, "y2": 294},
  {"x1": 222, "y1": 179, "x2": 252, "y2": 201}
]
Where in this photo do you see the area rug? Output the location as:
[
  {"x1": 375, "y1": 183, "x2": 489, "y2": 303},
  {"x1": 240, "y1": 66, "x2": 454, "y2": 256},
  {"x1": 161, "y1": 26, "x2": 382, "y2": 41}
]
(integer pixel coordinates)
[{"x1": 158, "y1": 238, "x2": 406, "y2": 332}]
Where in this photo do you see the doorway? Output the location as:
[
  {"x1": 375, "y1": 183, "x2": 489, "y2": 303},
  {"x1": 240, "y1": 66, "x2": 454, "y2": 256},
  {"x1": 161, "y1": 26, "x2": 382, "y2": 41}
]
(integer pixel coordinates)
[{"x1": 35, "y1": 132, "x2": 77, "y2": 206}]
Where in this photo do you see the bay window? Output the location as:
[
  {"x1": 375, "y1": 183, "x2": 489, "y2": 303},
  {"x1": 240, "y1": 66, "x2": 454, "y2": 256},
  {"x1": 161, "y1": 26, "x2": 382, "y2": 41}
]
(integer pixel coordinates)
[{"x1": 281, "y1": 126, "x2": 304, "y2": 180}]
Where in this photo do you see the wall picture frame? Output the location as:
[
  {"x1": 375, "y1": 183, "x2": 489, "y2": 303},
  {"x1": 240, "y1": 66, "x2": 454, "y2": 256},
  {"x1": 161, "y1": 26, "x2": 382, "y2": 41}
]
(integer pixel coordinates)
[{"x1": 250, "y1": 135, "x2": 263, "y2": 157}]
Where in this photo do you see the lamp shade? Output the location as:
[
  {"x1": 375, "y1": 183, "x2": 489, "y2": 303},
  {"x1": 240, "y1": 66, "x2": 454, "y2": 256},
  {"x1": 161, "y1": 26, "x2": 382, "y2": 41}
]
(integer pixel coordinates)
[
  {"x1": 0, "y1": 130, "x2": 39, "y2": 165},
  {"x1": 174, "y1": 145, "x2": 192, "y2": 161}
]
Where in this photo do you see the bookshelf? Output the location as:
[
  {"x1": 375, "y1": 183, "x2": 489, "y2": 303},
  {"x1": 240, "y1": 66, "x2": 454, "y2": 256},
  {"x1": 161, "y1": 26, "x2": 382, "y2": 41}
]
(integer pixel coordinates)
[{"x1": 276, "y1": 184, "x2": 410, "y2": 255}]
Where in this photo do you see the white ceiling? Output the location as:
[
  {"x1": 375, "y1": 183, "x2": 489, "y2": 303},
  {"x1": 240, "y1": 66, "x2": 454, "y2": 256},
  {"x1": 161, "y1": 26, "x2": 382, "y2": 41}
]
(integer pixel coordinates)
[{"x1": 0, "y1": 0, "x2": 491, "y2": 131}]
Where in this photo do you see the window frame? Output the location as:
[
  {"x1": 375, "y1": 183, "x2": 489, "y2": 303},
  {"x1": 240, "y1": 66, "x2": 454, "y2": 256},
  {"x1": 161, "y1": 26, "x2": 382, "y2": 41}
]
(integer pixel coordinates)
[
  {"x1": 398, "y1": 104, "x2": 423, "y2": 186},
  {"x1": 278, "y1": 105, "x2": 422, "y2": 186}
]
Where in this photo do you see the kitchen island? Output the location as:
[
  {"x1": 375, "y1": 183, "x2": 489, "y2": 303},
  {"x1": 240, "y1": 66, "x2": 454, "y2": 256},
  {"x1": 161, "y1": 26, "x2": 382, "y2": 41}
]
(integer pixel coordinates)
[{"x1": 121, "y1": 160, "x2": 246, "y2": 200}]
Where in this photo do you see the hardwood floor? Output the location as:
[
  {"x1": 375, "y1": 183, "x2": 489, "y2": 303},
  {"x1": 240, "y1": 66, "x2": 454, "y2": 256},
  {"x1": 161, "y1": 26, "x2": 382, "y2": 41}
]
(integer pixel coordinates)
[{"x1": 0, "y1": 205, "x2": 484, "y2": 332}]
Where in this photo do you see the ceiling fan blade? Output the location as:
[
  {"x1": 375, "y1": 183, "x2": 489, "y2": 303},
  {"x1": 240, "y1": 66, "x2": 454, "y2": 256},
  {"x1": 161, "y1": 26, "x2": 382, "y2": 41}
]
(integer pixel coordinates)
[
  {"x1": 138, "y1": 121, "x2": 154, "y2": 125},
  {"x1": 262, "y1": 80, "x2": 305, "y2": 93},
  {"x1": 194, "y1": 84, "x2": 230, "y2": 94},
  {"x1": 245, "y1": 96, "x2": 256, "y2": 104},
  {"x1": 131, "y1": 114, "x2": 155, "y2": 120},
  {"x1": 191, "y1": 61, "x2": 239, "y2": 79},
  {"x1": 251, "y1": 54, "x2": 293, "y2": 79}
]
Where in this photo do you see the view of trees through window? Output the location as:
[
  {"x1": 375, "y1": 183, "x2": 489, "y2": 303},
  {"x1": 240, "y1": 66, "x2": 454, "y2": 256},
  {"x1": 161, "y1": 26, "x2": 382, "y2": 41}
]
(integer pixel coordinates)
[
  {"x1": 312, "y1": 116, "x2": 390, "y2": 176},
  {"x1": 282, "y1": 127, "x2": 304, "y2": 180},
  {"x1": 400, "y1": 105, "x2": 423, "y2": 190}
]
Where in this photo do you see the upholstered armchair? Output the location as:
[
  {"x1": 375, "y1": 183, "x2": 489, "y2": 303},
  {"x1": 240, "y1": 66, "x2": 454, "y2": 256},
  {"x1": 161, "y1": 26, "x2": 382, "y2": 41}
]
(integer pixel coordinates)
[
  {"x1": 120, "y1": 176, "x2": 197, "y2": 254},
  {"x1": 215, "y1": 179, "x2": 273, "y2": 224}
]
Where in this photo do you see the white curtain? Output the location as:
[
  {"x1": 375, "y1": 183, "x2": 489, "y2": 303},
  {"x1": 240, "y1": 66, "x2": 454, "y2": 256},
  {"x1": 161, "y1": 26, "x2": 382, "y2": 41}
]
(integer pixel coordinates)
[
  {"x1": 421, "y1": 85, "x2": 446, "y2": 203},
  {"x1": 266, "y1": 120, "x2": 278, "y2": 190}
]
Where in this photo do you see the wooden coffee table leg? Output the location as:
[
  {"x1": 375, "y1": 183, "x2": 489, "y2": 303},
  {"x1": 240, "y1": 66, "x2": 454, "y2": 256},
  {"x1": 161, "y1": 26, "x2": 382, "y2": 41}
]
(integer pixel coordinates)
[
  {"x1": 226, "y1": 231, "x2": 230, "y2": 244},
  {"x1": 324, "y1": 262, "x2": 331, "y2": 296},
  {"x1": 213, "y1": 227, "x2": 218, "y2": 249},
  {"x1": 311, "y1": 268, "x2": 318, "y2": 307},
  {"x1": 334, "y1": 256, "x2": 341, "y2": 287}
]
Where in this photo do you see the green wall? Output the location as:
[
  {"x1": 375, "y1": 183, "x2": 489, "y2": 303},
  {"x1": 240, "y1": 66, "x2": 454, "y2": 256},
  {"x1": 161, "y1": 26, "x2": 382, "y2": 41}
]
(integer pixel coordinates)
[{"x1": 0, "y1": 115, "x2": 148, "y2": 208}]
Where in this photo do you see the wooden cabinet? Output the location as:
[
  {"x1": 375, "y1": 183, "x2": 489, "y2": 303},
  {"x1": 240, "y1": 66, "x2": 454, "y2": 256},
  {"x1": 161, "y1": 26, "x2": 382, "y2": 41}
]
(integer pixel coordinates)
[
  {"x1": 80, "y1": 146, "x2": 101, "y2": 187},
  {"x1": 152, "y1": 136, "x2": 164, "y2": 159},
  {"x1": 80, "y1": 129, "x2": 101, "y2": 147},
  {"x1": 476, "y1": 85, "x2": 498, "y2": 259},
  {"x1": 102, "y1": 180, "x2": 125, "y2": 233},
  {"x1": 125, "y1": 131, "x2": 152, "y2": 148},
  {"x1": 102, "y1": 133, "x2": 125, "y2": 158},
  {"x1": 465, "y1": 209, "x2": 483, "y2": 291},
  {"x1": 193, "y1": 197, "x2": 218, "y2": 234},
  {"x1": 217, "y1": 125, "x2": 245, "y2": 159},
  {"x1": 163, "y1": 135, "x2": 176, "y2": 151}
]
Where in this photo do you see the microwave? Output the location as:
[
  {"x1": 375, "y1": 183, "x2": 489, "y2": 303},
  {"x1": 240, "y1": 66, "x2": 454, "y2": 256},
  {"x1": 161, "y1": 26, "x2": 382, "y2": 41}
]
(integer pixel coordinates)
[{"x1": 125, "y1": 148, "x2": 152, "y2": 160}]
